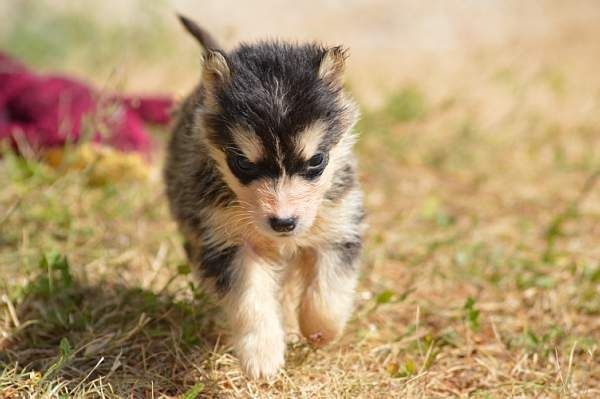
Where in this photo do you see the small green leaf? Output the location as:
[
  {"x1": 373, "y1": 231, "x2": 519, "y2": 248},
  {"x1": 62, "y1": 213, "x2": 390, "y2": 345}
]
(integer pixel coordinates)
[
  {"x1": 403, "y1": 358, "x2": 417, "y2": 376},
  {"x1": 177, "y1": 263, "x2": 191, "y2": 275},
  {"x1": 59, "y1": 337, "x2": 72, "y2": 356},
  {"x1": 588, "y1": 265, "x2": 600, "y2": 283},
  {"x1": 525, "y1": 330, "x2": 539, "y2": 346},
  {"x1": 533, "y1": 275, "x2": 555, "y2": 288},
  {"x1": 181, "y1": 382, "x2": 204, "y2": 399},
  {"x1": 40, "y1": 251, "x2": 73, "y2": 291},
  {"x1": 463, "y1": 297, "x2": 480, "y2": 331},
  {"x1": 376, "y1": 290, "x2": 395, "y2": 304}
]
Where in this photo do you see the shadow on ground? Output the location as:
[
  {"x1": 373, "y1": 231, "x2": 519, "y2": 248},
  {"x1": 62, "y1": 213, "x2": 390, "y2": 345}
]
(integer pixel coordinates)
[{"x1": 1, "y1": 255, "x2": 225, "y2": 396}]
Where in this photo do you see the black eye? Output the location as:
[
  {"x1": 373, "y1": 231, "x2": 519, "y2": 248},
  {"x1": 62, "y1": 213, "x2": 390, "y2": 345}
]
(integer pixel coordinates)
[
  {"x1": 304, "y1": 152, "x2": 328, "y2": 179},
  {"x1": 234, "y1": 155, "x2": 254, "y2": 172},
  {"x1": 226, "y1": 153, "x2": 261, "y2": 185},
  {"x1": 308, "y1": 153, "x2": 324, "y2": 168}
]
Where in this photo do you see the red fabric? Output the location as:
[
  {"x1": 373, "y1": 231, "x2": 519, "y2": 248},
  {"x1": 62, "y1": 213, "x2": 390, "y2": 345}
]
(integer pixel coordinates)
[{"x1": 0, "y1": 52, "x2": 173, "y2": 155}]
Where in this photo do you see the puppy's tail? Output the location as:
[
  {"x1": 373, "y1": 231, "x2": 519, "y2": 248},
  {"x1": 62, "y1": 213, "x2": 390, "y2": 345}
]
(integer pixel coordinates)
[{"x1": 177, "y1": 14, "x2": 222, "y2": 53}]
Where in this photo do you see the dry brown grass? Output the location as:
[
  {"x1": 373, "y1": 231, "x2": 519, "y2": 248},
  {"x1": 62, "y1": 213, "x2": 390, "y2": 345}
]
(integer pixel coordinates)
[{"x1": 2, "y1": 1, "x2": 600, "y2": 398}]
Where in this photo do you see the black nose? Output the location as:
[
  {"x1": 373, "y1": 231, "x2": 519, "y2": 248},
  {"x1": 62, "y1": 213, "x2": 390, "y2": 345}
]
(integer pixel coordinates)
[{"x1": 269, "y1": 216, "x2": 297, "y2": 233}]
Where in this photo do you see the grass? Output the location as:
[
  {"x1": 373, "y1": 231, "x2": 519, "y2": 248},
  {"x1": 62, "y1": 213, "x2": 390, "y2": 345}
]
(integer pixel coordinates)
[{"x1": 2, "y1": 1, "x2": 600, "y2": 398}]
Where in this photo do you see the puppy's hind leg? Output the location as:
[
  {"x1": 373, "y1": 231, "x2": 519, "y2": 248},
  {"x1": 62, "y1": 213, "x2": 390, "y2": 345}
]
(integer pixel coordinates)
[{"x1": 298, "y1": 242, "x2": 361, "y2": 347}]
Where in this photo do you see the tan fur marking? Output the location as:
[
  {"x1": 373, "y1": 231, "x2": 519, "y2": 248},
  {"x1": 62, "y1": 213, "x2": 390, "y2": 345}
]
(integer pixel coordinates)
[
  {"x1": 231, "y1": 126, "x2": 264, "y2": 162},
  {"x1": 294, "y1": 121, "x2": 328, "y2": 159}
]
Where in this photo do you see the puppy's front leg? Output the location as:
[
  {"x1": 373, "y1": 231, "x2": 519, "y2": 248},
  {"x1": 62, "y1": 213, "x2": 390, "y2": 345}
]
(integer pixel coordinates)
[{"x1": 223, "y1": 247, "x2": 285, "y2": 379}]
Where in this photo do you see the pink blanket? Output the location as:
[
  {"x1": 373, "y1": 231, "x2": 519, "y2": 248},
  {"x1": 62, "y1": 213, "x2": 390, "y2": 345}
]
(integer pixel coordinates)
[{"x1": 0, "y1": 52, "x2": 173, "y2": 155}]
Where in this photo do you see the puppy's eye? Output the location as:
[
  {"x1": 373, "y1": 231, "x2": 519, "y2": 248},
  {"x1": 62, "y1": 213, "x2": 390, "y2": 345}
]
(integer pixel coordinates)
[
  {"x1": 226, "y1": 153, "x2": 260, "y2": 184},
  {"x1": 308, "y1": 153, "x2": 324, "y2": 168},
  {"x1": 304, "y1": 152, "x2": 328, "y2": 179},
  {"x1": 234, "y1": 155, "x2": 254, "y2": 172}
]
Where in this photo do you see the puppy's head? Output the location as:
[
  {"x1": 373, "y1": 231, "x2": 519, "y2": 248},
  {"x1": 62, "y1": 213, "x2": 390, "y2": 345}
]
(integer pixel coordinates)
[{"x1": 181, "y1": 16, "x2": 358, "y2": 238}]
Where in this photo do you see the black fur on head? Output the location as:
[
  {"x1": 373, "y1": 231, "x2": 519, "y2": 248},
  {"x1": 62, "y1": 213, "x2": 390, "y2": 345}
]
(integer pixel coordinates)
[
  {"x1": 204, "y1": 42, "x2": 355, "y2": 183},
  {"x1": 178, "y1": 16, "x2": 357, "y2": 185}
]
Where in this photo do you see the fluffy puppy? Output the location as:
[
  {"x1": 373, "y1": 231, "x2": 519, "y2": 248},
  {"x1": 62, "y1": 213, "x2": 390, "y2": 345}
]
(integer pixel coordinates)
[{"x1": 164, "y1": 15, "x2": 364, "y2": 379}]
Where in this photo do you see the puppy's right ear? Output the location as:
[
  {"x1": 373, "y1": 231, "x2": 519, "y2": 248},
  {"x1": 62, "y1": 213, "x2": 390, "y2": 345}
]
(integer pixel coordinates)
[{"x1": 178, "y1": 14, "x2": 222, "y2": 53}]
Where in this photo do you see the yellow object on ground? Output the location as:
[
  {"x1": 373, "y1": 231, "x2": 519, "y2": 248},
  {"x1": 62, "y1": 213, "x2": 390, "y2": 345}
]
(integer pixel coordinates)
[{"x1": 44, "y1": 144, "x2": 150, "y2": 185}]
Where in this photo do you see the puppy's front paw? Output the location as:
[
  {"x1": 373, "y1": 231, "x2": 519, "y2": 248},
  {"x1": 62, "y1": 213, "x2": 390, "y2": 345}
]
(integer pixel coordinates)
[{"x1": 236, "y1": 331, "x2": 285, "y2": 379}]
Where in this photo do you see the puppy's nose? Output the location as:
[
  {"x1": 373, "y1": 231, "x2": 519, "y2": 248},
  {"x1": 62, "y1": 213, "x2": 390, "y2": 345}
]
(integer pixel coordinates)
[{"x1": 269, "y1": 216, "x2": 297, "y2": 233}]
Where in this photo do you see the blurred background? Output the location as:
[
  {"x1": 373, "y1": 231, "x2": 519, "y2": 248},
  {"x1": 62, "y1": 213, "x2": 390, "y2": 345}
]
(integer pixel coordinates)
[
  {"x1": 3, "y1": 0, "x2": 600, "y2": 105},
  {"x1": 1, "y1": 1, "x2": 599, "y2": 397}
]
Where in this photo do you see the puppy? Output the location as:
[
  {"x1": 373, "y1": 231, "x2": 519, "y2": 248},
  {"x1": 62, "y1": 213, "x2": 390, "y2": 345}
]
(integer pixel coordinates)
[{"x1": 164, "y1": 15, "x2": 364, "y2": 379}]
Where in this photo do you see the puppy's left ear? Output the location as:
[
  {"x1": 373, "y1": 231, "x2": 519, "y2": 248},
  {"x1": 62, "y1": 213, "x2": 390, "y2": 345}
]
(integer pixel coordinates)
[
  {"x1": 203, "y1": 50, "x2": 230, "y2": 86},
  {"x1": 318, "y1": 46, "x2": 348, "y2": 87}
]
